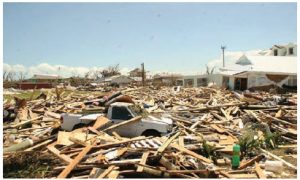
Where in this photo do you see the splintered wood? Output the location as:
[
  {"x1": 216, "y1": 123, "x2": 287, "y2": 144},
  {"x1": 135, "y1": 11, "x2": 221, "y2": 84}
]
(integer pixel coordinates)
[{"x1": 3, "y1": 86, "x2": 297, "y2": 178}]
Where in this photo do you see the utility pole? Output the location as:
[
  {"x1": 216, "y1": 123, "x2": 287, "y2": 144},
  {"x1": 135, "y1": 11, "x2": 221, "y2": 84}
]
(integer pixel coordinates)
[
  {"x1": 141, "y1": 63, "x2": 145, "y2": 86},
  {"x1": 221, "y1": 46, "x2": 226, "y2": 67}
]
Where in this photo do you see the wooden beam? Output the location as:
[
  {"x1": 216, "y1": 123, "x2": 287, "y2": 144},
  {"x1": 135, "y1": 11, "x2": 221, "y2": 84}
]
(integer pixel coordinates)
[
  {"x1": 238, "y1": 155, "x2": 264, "y2": 169},
  {"x1": 107, "y1": 170, "x2": 120, "y2": 179},
  {"x1": 171, "y1": 143, "x2": 212, "y2": 163},
  {"x1": 156, "y1": 132, "x2": 181, "y2": 155},
  {"x1": 93, "y1": 136, "x2": 152, "y2": 150},
  {"x1": 47, "y1": 142, "x2": 73, "y2": 164},
  {"x1": 93, "y1": 116, "x2": 110, "y2": 129},
  {"x1": 57, "y1": 143, "x2": 94, "y2": 178},
  {"x1": 25, "y1": 139, "x2": 54, "y2": 151},
  {"x1": 219, "y1": 171, "x2": 232, "y2": 178},
  {"x1": 4, "y1": 116, "x2": 43, "y2": 129},
  {"x1": 255, "y1": 162, "x2": 266, "y2": 179},
  {"x1": 260, "y1": 148, "x2": 297, "y2": 170},
  {"x1": 97, "y1": 165, "x2": 116, "y2": 178},
  {"x1": 178, "y1": 136, "x2": 185, "y2": 147},
  {"x1": 137, "y1": 152, "x2": 150, "y2": 172},
  {"x1": 166, "y1": 169, "x2": 208, "y2": 175},
  {"x1": 159, "y1": 156, "x2": 178, "y2": 170}
]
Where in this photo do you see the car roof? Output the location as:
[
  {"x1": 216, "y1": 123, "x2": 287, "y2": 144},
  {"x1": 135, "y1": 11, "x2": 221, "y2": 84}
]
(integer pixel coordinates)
[{"x1": 110, "y1": 102, "x2": 134, "y2": 107}]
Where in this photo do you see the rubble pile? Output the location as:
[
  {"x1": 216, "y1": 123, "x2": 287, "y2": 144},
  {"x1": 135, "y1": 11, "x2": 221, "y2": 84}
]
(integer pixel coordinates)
[{"x1": 3, "y1": 86, "x2": 297, "y2": 178}]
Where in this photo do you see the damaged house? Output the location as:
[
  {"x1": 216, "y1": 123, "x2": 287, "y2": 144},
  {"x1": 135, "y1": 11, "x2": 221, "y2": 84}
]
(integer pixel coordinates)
[
  {"x1": 17, "y1": 74, "x2": 62, "y2": 90},
  {"x1": 177, "y1": 43, "x2": 297, "y2": 91},
  {"x1": 219, "y1": 54, "x2": 297, "y2": 91},
  {"x1": 96, "y1": 75, "x2": 134, "y2": 87}
]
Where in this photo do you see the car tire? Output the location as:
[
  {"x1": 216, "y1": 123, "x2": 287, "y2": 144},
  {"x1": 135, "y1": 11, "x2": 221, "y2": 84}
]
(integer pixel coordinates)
[{"x1": 142, "y1": 129, "x2": 161, "y2": 137}]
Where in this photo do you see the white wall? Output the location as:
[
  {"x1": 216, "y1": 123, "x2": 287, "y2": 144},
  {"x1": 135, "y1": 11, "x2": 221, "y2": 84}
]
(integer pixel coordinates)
[
  {"x1": 285, "y1": 44, "x2": 297, "y2": 56},
  {"x1": 228, "y1": 77, "x2": 235, "y2": 90},
  {"x1": 177, "y1": 74, "x2": 226, "y2": 88}
]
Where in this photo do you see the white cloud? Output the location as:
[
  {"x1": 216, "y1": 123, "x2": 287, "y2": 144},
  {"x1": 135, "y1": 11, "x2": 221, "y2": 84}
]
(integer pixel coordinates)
[
  {"x1": 3, "y1": 63, "x2": 130, "y2": 79},
  {"x1": 3, "y1": 48, "x2": 267, "y2": 79}
]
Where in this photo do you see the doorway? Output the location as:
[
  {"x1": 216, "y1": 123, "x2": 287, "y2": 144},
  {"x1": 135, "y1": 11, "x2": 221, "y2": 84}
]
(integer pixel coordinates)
[{"x1": 234, "y1": 78, "x2": 248, "y2": 91}]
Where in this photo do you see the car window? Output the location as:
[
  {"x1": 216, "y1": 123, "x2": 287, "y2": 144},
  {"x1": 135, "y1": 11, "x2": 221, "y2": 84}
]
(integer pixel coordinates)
[{"x1": 111, "y1": 106, "x2": 133, "y2": 120}]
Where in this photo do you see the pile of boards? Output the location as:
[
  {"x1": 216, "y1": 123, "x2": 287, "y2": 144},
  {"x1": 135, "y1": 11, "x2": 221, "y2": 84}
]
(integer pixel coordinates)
[{"x1": 3, "y1": 86, "x2": 297, "y2": 178}]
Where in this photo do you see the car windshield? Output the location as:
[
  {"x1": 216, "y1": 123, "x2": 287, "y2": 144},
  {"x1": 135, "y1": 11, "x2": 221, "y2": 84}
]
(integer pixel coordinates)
[{"x1": 128, "y1": 104, "x2": 148, "y2": 117}]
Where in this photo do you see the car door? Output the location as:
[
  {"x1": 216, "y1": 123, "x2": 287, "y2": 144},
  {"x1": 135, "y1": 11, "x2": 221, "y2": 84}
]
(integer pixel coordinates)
[{"x1": 110, "y1": 106, "x2": 137, "y2": 137}]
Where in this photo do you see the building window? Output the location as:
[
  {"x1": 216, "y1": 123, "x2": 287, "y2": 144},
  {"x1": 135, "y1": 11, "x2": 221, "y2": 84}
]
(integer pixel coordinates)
[
  {"x1": 289, "y1": 48, "x2": 294, "y2": 55},
  {"x1": 274, "y1": 49, "x2": 278, "y2": 56},
  {"x1": 184, "y1": 79, "x2": 194, "y2": 87},
  {"x1": 176, "y1": 80, "x2": 183, "y2": 86},
  {"x1": 197, "y1": 78, "x2": 207, "y2": 87}
]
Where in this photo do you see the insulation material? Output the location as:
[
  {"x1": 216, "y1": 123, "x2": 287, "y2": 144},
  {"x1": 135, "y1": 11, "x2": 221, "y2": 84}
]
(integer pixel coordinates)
[{"x1": 265, "y1": 74, "x2": 288, "y2": 83}]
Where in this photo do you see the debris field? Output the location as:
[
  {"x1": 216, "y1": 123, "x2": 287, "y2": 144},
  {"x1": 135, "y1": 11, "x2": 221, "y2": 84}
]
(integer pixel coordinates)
[{"x1": 3, "y1": 86, "x2": 297, "y2": 178}]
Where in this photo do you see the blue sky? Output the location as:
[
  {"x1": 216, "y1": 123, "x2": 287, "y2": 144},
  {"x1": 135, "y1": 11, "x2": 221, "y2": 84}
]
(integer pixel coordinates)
[{"x1": 4, "y1": 3, "x2": 297, "y2": 76}]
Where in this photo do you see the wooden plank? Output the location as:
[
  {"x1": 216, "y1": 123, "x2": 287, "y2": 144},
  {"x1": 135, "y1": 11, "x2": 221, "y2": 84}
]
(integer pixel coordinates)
[
  {"x1": 156, "y1": 132, "x2": 181, "y2": 155},
  {"x1": 220, "y1": 108, "x2": 231, "y2": 120},
  {"x1": 260, "y1": 148, "x2": 297, "y2": 170},
  {"x1": 255, "y1": 162, "x2": 266, "y2": 179},
  {"x1": 94, "y1": 136, "x2": 152, "y2": 149},
  {"x1": 88, "y1": 127, "x2": 102, "y2": 136},
  {"x1": 107, "y1": 170, "x2": 120, "y2": 179},
  {"x1": 171, "y1": 143, "x2": 212, "y2": 163},
  {"x1": 210, "y1": 124, "x2": 226, "y2": 133},
  {"x1": 57, "y1": 143, "x2": 94, "y2": 178},
  {"x1": 89, "y1": 167, "x2": 100, "y2": 178},
  {"x1": 93, "y1": 116, "x2": 110, "y2": 129},
  {"x1": 4, "y1": 116, "x2": 43, "y2": 129},
  {"x1": 97, "y1": 165, "x2": 115, "y2": 178},
  {"x1": 238, "y1": 155, "x2": 264, "y2": 169},
  {"x1": 245, "y1": 110, "x2": 261, "y2": 122},
  {"x1": 229, "y1": 173, "x2": 258, "y2": 179},
  {"x1": 178, "y1": 136, "x2": 184, "y2": 147},
  {"x1": 25, "y1": 139, "x2": 53, "y2": 151},
  {"x1": 69, "y1": 137, "x2": 88, "y2": 146},
  {"x1": 219, "y1": 171, "x2": 232, "y2": 178},
  {"x1": 112, "y1": 131, "x2": 123, "y2": 140},
  {"x1": 103, "y1": 116, "x2": 142, "y2": 132},
  {"x1": 166, "y1": 169, "x2": 208, "y2": 174},
  {"x1": 137, "y1": 152, "x2": 150, "y2": 172},
  {"x1": 159, "y1": 156, "x2": 178, "y2": 170},
  {"x1": 47, "y1": 142, "x2": 73, "y2": 163},
  {"x1": 45, "y1": 111, "x2": 61, "y2": 119}
]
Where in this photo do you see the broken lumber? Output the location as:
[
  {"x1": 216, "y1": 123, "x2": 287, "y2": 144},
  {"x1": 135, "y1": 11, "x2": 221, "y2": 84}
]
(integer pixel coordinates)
[{"x1": 57, "y1": 143, "x2": 95, "y2": 178}]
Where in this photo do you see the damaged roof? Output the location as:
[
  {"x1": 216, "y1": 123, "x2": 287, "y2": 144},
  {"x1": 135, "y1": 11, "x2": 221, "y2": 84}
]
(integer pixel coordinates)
[{"x1": 220, "y1": 55, "x2": 297, "y2": 75}]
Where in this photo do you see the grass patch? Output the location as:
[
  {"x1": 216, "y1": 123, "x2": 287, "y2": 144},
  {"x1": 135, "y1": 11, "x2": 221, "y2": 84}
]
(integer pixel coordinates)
[
  {"x1": 3, "y1": 151, "x2": 62, "y2": 178},
  {"x1": 4, "y1": 90, "x2": 42, "y2": 102}
]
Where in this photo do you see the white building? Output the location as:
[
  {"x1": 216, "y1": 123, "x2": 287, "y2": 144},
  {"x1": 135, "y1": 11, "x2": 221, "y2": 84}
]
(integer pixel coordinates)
[
  {"x1": 219, "y1": 55, "x2": 297, "y2": 90},
  {"x1": 97, "y1": 75, "x2": 134, "y2": 86},
  {"x1": 177, "y1": 43, "x2": 297, "y2": 91}
]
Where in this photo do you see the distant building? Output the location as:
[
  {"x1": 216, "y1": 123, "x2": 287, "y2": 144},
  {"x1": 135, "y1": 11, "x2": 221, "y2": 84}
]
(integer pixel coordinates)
[
  {"x1": 18, "y1": 74, "x2": 62, "y2": 90},
  {"x1": 153, "y1": 73, "x2": 183, "y2": 86},
  {"x1": 97, "y1": 75, "x2": 134, "y2": 87},
  {"x1": 129, "y1": 68, "x2": 143, "y2": 77}
]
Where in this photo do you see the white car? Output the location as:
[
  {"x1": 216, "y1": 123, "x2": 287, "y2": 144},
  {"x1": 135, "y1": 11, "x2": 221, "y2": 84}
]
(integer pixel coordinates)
[{"x1": 61, "y1": 102, "x2": 173, "y2": 137}]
